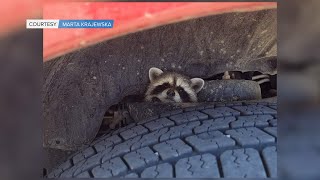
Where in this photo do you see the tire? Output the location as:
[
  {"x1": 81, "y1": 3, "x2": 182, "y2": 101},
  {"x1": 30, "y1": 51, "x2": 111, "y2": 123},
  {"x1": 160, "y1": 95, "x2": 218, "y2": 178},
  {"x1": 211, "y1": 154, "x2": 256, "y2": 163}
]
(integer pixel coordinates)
[{"x1": 47, "y1": 101, "x2": 277, "y2": 178}]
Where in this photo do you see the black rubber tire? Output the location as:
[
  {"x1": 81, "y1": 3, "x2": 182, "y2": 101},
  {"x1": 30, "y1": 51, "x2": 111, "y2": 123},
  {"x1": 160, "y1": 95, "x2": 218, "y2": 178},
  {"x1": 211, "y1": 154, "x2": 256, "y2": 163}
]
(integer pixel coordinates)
[{"x1": 47, "y1": 101, "x2": 277, "y2": 178}]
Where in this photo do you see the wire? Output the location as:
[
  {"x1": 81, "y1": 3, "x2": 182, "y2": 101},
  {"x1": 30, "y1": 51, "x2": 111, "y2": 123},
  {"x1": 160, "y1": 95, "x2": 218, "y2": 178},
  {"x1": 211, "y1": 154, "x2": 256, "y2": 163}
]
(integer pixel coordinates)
[
  {"x1": 257, "y1": 78, "x2": 270, "y2": 84},
  {"x1": 252, "y1": 74, "x2": 270, "y2": 80}
]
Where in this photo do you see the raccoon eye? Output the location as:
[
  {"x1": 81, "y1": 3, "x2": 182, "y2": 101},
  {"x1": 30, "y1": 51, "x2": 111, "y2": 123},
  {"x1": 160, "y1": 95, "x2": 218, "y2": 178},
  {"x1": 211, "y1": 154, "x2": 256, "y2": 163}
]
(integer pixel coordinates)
[
  {"x1": 177, "y1": 87, "x2": 191, "y2": 102},
  {"x1": 162, "y1": 83, "x2": 171, "y2": 88},
  {"x1": 177, "y1": 87, "x2": 185, "y2": 93}
]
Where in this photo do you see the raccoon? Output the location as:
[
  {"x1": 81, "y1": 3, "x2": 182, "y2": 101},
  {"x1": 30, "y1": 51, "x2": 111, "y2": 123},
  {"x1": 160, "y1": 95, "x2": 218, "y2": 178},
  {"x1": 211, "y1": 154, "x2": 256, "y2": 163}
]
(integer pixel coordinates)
[
  {"x1": 101, "y1": 67, "x2": 204, "y2": 131},
  {"x1": 145, "y1": 67, "x2": 205, "y2": 103}
]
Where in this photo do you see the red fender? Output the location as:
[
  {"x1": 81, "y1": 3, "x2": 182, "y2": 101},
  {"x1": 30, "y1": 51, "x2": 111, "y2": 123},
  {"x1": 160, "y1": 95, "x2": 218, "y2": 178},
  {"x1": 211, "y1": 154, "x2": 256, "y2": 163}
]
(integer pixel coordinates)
[
  {"x1": 0, "y1": 2, "x2": 276, "y2": 60},
  {"x1": 42, "y1": 2, "x2": 276, "y2": 61}
]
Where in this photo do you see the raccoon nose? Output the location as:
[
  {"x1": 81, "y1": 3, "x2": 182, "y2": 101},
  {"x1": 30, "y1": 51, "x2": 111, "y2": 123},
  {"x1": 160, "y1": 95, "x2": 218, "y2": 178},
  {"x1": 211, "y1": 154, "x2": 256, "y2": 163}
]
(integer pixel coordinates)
[{"x1": 167, "y1": 89, "x2": 175, "y2": 97}]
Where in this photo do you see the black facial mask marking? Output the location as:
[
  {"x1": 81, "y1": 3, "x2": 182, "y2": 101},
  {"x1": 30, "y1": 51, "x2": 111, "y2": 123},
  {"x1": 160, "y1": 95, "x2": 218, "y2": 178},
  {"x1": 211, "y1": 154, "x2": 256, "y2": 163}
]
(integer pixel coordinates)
[
  {"x1": 177, "y1": 86, "x2": 191, "y2": 102},
  {"x1": 151, "y1": 97, "x2": 161, "y2": 102},
  {"x1": 150, "y1": 83, "x2": 171, "y2": 95}
]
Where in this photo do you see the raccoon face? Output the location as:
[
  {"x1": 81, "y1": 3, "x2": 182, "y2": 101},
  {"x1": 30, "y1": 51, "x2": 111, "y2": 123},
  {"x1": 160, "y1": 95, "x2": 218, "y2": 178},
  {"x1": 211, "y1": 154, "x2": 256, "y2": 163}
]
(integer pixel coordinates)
[{"x1": 145, "y1": 67, "x2": 205, "y2": 103}]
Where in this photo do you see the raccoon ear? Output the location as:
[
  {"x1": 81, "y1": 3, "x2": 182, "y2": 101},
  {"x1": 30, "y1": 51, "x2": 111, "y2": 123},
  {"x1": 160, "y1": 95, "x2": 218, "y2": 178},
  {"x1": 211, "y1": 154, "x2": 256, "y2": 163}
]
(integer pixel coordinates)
[
  {"x1": 149, "y1": 67, "x2": 163, "y2": 82},
  {"x1": 190, "y1": 78, "x2": 205, "y2": 93}
]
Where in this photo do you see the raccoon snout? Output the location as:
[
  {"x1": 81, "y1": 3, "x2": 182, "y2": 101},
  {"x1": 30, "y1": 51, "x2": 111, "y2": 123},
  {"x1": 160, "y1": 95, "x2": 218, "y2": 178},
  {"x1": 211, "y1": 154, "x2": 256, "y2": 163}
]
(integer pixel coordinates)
[{"x1": 166, "y1": 89, "x2": 175, "y2": 97}]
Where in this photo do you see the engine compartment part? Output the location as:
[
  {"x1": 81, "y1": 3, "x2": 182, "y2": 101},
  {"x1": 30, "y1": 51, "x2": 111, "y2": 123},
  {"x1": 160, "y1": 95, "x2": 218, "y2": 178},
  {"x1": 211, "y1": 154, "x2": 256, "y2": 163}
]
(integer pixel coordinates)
[
  {"x1": 207, "y1": 71, "x2": 277, "y2": 98},
  {"x1": 198, "y1": 80, "x2": 261, "y2": 102}
]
